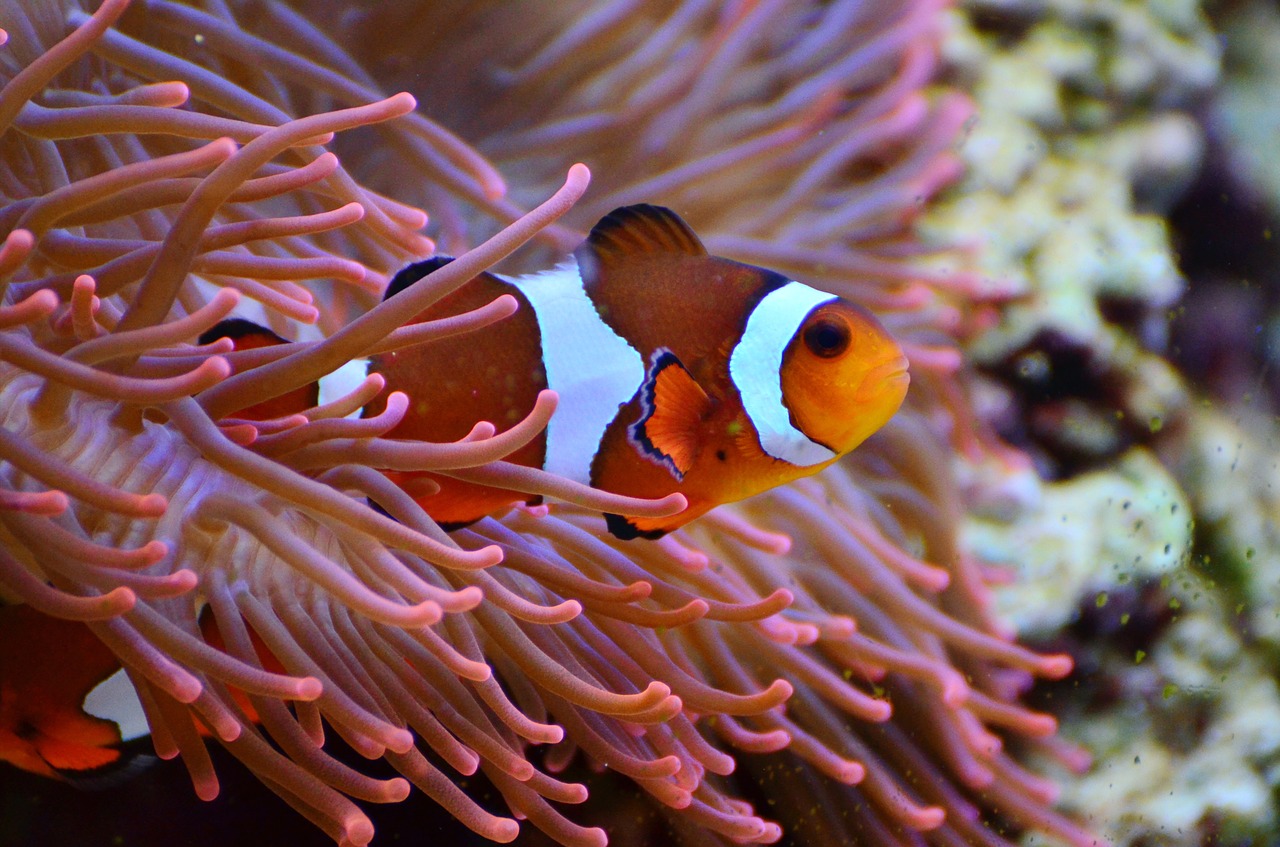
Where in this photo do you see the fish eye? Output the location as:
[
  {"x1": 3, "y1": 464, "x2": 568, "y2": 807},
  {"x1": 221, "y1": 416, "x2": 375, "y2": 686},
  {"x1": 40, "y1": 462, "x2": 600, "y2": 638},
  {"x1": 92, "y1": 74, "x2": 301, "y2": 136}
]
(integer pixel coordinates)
[{"x1": 803, "y1": 317, "x2": 850, "y2": 359}]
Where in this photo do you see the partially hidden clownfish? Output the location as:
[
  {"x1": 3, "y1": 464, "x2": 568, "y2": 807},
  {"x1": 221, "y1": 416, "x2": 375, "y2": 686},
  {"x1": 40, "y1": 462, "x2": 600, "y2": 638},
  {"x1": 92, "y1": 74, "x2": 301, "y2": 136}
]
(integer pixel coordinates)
[
  {"x1": 0, "y1": 329, "x2": 302, "y2": 784},
  {"x1": 0, "y1": 603, "x2": 150, "y2": 784},
  {"x1": 0, "y1": 602, "x2": 295, "y2": 784},
  {"x1": 196, "y1": 317, "x2": 320, "y2": 420},
  {"x1": 369, "y1": 204, "x2": 910, "y2": 538}
]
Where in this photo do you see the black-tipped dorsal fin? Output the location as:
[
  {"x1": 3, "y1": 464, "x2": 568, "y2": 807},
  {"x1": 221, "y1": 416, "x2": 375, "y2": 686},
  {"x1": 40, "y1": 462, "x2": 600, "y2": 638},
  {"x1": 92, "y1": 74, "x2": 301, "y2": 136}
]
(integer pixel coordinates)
[
  {"x1": 198, "y1": 317, "x2": 287, "y2": 347},
  {"x1": 579, "y1": 205, "x2": 706, "y2": 264},
  {"x1": 384, "y1": 256, "x2": 455, "y2": 301}
]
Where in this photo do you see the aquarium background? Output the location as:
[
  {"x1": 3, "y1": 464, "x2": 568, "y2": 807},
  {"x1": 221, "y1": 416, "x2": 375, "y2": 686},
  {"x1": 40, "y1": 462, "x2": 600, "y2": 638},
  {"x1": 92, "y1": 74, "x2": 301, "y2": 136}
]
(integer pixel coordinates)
[{"x1": 1, "y1": 1, "x2": 1278, "y2": 846}]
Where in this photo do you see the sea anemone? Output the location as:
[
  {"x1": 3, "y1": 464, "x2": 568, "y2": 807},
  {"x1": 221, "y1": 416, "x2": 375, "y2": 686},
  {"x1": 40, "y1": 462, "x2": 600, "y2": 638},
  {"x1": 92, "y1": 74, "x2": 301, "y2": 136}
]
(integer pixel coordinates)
[{"x1": 0, "y1": 2, "x2": 1099, "y2": 846}]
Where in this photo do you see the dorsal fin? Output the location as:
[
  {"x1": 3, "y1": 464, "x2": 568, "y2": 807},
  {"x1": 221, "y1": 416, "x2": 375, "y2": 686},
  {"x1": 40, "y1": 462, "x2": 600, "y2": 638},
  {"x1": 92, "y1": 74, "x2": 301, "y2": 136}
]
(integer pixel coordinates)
[
  {"x1": 577, "y1": 205, "x2": 706, "y2": 269},
  {"x1": 384, "y1": 256, "x2": 455, "y2": 301},
  {"x1": 197, "y1": 317, "x2": 287, "y2": 347}
]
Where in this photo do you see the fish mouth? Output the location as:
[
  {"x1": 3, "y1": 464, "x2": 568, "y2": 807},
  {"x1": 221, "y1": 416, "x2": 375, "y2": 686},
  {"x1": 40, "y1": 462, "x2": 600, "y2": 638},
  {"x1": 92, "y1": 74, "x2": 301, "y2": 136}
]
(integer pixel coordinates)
[{"x1": 861, "y1": 355, "x2": 911, "y2": 396}]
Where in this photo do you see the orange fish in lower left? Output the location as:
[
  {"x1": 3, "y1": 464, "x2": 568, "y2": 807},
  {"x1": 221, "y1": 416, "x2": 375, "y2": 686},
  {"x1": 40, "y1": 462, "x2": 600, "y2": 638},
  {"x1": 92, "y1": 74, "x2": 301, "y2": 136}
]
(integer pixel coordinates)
[
  {"x1": 0, "y1": 603, "x2": 145, "y2": 781},
  {"x1": 1, "y1": 324, "x2": 304, "y2": 784}
]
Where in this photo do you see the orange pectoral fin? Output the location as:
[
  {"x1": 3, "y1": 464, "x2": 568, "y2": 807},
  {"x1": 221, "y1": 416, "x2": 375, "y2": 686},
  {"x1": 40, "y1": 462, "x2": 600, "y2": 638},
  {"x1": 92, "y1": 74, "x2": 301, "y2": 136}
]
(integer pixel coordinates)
[
  {"x1": 604, "y1": 496, "x2": 713, "y2": 541},
  {"x1": 37, "y1": 733, "x2": 122, "y2": 774},
  {"x1": 628, "y1": 349, "x2": 712, "y2": 481}
]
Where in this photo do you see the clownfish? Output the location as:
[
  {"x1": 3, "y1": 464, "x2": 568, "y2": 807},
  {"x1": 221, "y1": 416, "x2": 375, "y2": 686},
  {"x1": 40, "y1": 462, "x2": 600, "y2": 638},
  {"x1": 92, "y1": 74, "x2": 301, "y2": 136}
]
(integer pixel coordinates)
[
  {"x1": 0, "y1": 334, "x2": 312, "y2": 786},
  {"x1": 370, "y1": 204, "x2": 910, "y2": 538},
  {"x1": 0, "y1": 603, "x2": 150, "y2": 784},
  {"x1": 0, "y1": 600, "x2": 295, "y2": 785},
  {"x1": 196, "y1": 317, "x2": 320, "y2": 420}
]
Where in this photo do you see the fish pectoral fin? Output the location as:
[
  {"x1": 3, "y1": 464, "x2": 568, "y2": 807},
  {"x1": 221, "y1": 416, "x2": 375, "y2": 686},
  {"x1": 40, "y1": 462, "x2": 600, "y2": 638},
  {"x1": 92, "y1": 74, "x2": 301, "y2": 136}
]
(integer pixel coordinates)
[
  {"x1": 36, "y1": 733, "x2": 123, "y2": 775},
  {"x1": 604, "y1": 512, "x2": 668, "y2": 540},
  {"x1": 52, "y1": 745, "x2": 158, "y2": 791},
  {"x1": 629, "y1": 348, "x2": 712, "y2": 481}
]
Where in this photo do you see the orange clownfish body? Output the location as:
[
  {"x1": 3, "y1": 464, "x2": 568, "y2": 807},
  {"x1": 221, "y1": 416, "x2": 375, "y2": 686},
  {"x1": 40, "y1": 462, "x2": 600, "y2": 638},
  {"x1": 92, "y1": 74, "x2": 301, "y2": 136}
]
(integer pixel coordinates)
[
  {"x1": 0, "y1": 327, "x2": 313, "y2": 785},
  {"x1": 370, "y1": 205, "x2": 910, "y2": 538},
  {"x1": 0, "y1": 604, "x2": 149, "y2": 783},
  {"x1": 198, "y1": 318, "x2": 320, "y2": 421}
]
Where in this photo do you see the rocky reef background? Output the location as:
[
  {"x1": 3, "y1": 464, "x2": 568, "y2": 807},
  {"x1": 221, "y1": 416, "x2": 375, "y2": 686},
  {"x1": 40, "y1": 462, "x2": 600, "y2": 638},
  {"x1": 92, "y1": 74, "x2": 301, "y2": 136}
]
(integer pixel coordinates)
[{"x1": 939, "y1": 0, "x2": 1280, "y2": 844}]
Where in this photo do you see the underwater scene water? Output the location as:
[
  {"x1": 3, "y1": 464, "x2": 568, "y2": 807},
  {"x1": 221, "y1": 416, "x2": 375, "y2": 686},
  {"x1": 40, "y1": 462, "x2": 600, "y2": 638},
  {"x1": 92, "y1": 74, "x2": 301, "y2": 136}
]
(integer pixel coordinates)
[{"x1": 0, "y1": 2, "x2": 1275, "y2": 846}]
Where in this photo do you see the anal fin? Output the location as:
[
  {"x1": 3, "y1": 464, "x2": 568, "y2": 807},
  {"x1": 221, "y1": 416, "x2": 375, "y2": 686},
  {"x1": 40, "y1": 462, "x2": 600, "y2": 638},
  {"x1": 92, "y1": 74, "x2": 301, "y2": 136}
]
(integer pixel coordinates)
[{"x1": 628, "y1": 348, "x2": 712, "y2": 482}]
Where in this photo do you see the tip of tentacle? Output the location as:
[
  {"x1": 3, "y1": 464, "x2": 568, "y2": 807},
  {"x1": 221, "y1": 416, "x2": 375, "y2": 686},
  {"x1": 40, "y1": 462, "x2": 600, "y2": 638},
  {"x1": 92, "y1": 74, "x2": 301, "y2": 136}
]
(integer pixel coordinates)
[
  {"x1": 760, "y1": 588, "x2": 794, "y2": 616},
  {"x1": 864, "y1": 697, "x2": 893, "y2": 723},
  {"x1": 646, "y1": 493, "x2": 688, "y2": 518},
  {"x1": 386, "y1": 92, "x2": 417, "y2": 115},
  {"x1": 139, "y1": 540, "x2": 169, "y2": 564},
  {"x1": 1024, "y1": 711, "x2": 1059, "y2": 737},
  {"x1": 763, "y1": 679, "x2": 794, "y2": 710},
  {"x1": 453, "y1": 747, "x2": 480, "y2": 776},
  {"x1": 902, "y1": 343, "x2": 963, "y2": 375},
  {"x1": 939, "y1": 672, "x2": 970, "y2": 708},
  {"x1": 401, "y1": 599, "x2": 444, "y2": 626},
  {"x1": 171, "y1": 674, "x2": 203, "y2": 704},
  {"x1": 756, "y1": 616, "x2": 802, "y2": 645},
  {"x1": 913, "y1": 805, "x2": 947, "y2": 832},
  {"x1": 489, "y1": 819, "x2": 520, "y2": 843},
  {"x1": 534, "y1": 388, "x2": 559, "y2": 414},
  {"x1": 566, "y1": 162, "x2": 591, "y2": 188},
  {"x1": 218, "y1": 423, "x2": 258, "y2": 445},
  {"x1": 560, "y1": 782, "x2": 589, "y2": 804},
  {"x1": 635, "y1": 681, "x2": 672, "y2": 708},
  {"x1": 137, "y1": 493, "x2": 169, "y2": 517},
  {"x1": 820, "y1": 615, "x2": 856, "y2": 638},
  {"x1": 192, "y1": 771, "x2": 221, "y2": 802},
  {"x1": 622, "y1": 581, "x2": 651, "y2": 601},
  {"x1": 295, "y1": 676, "x2": 324, "y2": 701},
  {"x1": 657, "y1": 536, "x2": 708, "y2": 571},
  {"x1": 789, "y1": 622, "x2": 820, "y2": 646},
  {"x1": 206, "y1": 136, "x2": 239, "y2": 158},
  {"x1": 483, "y1": 177, "x2": 507, "y2": 202},
  {"x1": 473, "y1": 544, "x2": 505, "y2": 568},
  {"x1": 835, "y1": 759, "x2": 866, "y2": 785},
  {"x1": 201, "y1": 355, "x2": 234, "y2": 382},
  {"x1": 7, "y1": 227, "x2": 33, "y2": 248},
  {"x1": 915, "y1": 564, "x2": 951, "y2": 593},
  {"x1": 157, "y1": 81, "x2": 190, "y2": 107},
  {"x1": 166, "y1": 569, "x2": 199, "y2": 594},
  {"x1": 101, "y1": 587, "x2": 138, "y2": 616},
  {"x1": 761, "y1": 531, "x2": 792, "y2": 555},
  {"x1": 385, "y1": 727, "x2": 415, "y2": 755},
  {"x1": 206, "y1": 712, "x2": 242, "y2": 743},
  {"x1": 343, "y1": 816, "x2": 376, "y2": 847},
  {"x1": 1040, "y1": 653, "x2": 1074, "y2": 680},
  {"x1": 383, "y1": 778, "x2": 411, "y2": 803},
  {"x1": 516, "y1": 501, "x2": 550, "y2": 519},
  {"x1": 462, "y1": 420, "x2": 498, "y2": 441},
  {"x1": 534, "y1": 723, "x2": 565, "y2": 745},
  {"x1": 439, "y1": 585, "x2": 484, "y2": 613}
]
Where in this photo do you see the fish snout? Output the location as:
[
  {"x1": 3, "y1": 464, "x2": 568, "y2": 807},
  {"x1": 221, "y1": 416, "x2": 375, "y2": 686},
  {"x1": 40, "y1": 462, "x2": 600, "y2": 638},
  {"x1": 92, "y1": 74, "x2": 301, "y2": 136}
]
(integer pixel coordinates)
[{"x1": 860, "y1": 354, "x2": 911, "y2": 398}]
